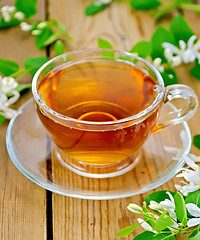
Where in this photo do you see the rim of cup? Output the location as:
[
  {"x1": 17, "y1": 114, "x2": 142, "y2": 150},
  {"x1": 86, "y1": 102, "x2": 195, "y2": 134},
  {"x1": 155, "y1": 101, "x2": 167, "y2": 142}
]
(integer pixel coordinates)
[{"x1": 32, "y1": 48, "x2": 165, "y2": 126}]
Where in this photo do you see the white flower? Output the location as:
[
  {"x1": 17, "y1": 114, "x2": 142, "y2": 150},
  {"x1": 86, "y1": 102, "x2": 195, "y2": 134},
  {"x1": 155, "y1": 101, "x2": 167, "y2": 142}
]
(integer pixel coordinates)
[
  {"x1": 186, "y1": 203, "x2": 200, "y2": 227},
  {"x1": 162, "y1": 35, "x2": 200, "y2": 66},
  {"x1": 94, "y1": 0, "x2": 112, "y2": 6},
  {"x1": 31, "y1": 29, "x2": 42, "y2": 36},
  {"x1": 137, "y1": 218, "x2": 157, "y2": 233},
  {"x1": 164, "y1": 130, "x2": 200, "y2": 196},
  {"x1": 37, "y1": 21, "x2": 47, "y2": 29},
  {"x1": 0, "y1": 76, "x2": 20, "y2": 119},
  {"x1": 175, "y1": 154, "x2": 200, "y2": 196},
  {"x1": 0, "y1": 92, "x2": 19, "y2": 119},
  {"x1": 1, "y1": 5, "x2": 16, "y2": 22},
  {"x1": 152, "y1": 58, "x2": 164, "y2": 72},
  {"x1": 14, "y1": 11, "x2": 24, "y2": 21},
  {"x1": 149, "y1": 192, "x2": 177, "y2": 221},
  {"x1": 0, "y1": 77, "x2": 18, "y2": 94},
  {"x1": 127, "y1": 203, "x2": 142, "y2": 214},
  {"x1": 20, "y1": 22, "x2": 33, "y2": 31},
  {"x1": 164, "y1": 48, "x2": 182, "y2": 67}
]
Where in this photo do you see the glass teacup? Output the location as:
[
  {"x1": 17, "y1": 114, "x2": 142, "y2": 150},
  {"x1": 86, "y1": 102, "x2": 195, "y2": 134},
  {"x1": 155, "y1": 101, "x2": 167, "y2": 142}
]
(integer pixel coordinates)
[{"x1": 32, "y1": 49, "x2": 198, "y2": 178}]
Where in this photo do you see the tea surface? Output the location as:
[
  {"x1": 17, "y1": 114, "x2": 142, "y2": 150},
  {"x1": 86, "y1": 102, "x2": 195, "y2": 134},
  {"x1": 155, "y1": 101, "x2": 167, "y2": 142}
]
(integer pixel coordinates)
[{"x1": 38, "y1": 59, "x2": 157, "y2": 122}]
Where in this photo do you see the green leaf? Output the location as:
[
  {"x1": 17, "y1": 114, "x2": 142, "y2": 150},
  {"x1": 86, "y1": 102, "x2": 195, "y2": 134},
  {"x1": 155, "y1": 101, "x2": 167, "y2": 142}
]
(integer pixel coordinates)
[
  {"x1": 145, "y1": 191, "x2": 176, "y2": 205},
  {"x1": 15, "y1": 0, "x2": 37, "y2": 18},
  {"x1": 15, "y1": 83, "x2": 31, "y2": 92},
  {"x1": 85, "y1": 1, "x2": 110, "y2": 16},
  {"x1": 161, "y1": 68, "x2": 178, "y2": 86},
  {"x1": 189, "y1": 229, "x2": 200, "y2": 239},
  {"x1": 174, "y1": 192, "x2": 187, "y2": 226},
  {"x1": 7, "y1": 83, "x2": 31, "y2": 98},
  {"x1": 132, "y1": 231, "x2": 155, "y2": 240},
  {"x1": 151, "y1": 26, "x2": 176, "y2": 62},
  {"x1": 185, "y1": 189, "x2": 200, "y2": 208},
  {"x1": 153, "y1": 214, "x2": 174, "y2": 231},
  {"x1": 54, "y1": 40, "x2": 65, "y2": 55},
  {"x1": 0, "y1": 114, "x2": 6, "y2": 124},
  {"x1": 193, "y1": 135, "x2": 200, "y2": 149},
  {"x1": 98, "y1": 38, "x2": 114, "y2": 49},
  {"x1": 130, "y1": 0, "x2": 160, "y2": 10},
  {"x1": 116, "y1": 224, "x2": 140, "y2": 237},
  {"x1": 170, "y1": 14, "x2": 194, "y2": 44},
  {"x1": 130, "y1": 41, "x2": 151, "y2": 59},
  {"x1": 24, "y1": 56, "x2": 49, "y2": 77},
  {"x1": 0, "y1": 18, "x2": 20, "y2": 29},
  {"x1": 98, "y1": 38, "x2": 115, "y2": 57},
  {"x1": 35, "y1": 27, "x2": 53, "y2": 49},
  {"x1": 175, "y1": 0, "x2": 194, "y2": 3},
  {"x1": 43, "y1": 31, "x2": 62, "y2": 47},
  {"x1": 0, "y1": 58, "x2": 19, "y2": 76},
  {"x1": 190, "y1": 61, "x2": 200, "y2": 81},
  {"x1": 132, "y1": 231, "x2": 175, "y2": 240}
]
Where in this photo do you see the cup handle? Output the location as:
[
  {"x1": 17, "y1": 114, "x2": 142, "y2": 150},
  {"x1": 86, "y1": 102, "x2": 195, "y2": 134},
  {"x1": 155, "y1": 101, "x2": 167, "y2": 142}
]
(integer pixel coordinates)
[{"x1": 154, "y1": 84, "x2": 198, "y2": 133}]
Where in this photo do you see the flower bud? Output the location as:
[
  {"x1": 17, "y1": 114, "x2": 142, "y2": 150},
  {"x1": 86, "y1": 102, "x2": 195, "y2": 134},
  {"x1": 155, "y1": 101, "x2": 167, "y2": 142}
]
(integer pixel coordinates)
[
  {"x1": 14, "y1": 12, "x2": 24, "y2": 21},
  {"x1": 127, "y1": 203, "x2": 142, "y2": 214}
]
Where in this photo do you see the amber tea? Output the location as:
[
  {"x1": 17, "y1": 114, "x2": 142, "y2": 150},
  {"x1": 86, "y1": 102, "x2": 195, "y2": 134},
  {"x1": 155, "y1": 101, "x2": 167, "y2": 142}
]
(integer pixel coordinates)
[{"x1": 36, "y1": 59, "x2": 160, "y2": 173}]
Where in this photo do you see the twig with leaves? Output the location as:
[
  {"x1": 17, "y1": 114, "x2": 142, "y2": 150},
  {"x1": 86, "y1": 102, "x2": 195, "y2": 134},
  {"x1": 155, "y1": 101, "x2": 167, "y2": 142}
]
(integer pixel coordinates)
[
  {"x1": 98, "y1": 14, "x2": 200, "y2": 86},
  {"x1": 116, "y1": 133, "x2": 200, "y2": 239},
  {"x1": 0, "y1": 0, "x2": 71, "y2": 123},
  {"x1": 0, "y1": 0, "x2": 72, "y2": 49},
  {"x1": 85, "y1": 0, "x2": 200, "y2": 21}
]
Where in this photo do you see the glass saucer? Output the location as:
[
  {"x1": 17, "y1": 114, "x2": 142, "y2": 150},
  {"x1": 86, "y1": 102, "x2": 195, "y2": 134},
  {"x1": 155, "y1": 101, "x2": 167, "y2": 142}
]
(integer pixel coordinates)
[{"x1": 6, "y1": 99, "x2": 191, "y2": 200}]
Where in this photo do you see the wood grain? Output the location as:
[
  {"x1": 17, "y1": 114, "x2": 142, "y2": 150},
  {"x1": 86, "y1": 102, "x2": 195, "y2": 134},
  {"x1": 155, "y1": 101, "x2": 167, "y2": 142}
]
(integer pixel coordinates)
[
  {"x1": 0, "y1": 0, "x2": 47, "y2": 239},
  {"x1": 47, "y1": 0, "x2": 200, "y2": 239},
  {"x1": 0, "y1": 0, "x2": 200, "y2": 239}
]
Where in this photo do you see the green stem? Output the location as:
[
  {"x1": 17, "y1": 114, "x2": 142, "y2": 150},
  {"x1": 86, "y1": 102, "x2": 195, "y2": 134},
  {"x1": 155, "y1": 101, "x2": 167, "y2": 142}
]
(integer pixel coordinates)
[
  {"x1": 154, "y1": 2, "x2": 176, "y2": 21},
  {"x1": 9, "y1": 68, "x2": 31, "y2": 78},
  {"x1": 179, "y1": 3, "x2": 200, "y2": 12}
]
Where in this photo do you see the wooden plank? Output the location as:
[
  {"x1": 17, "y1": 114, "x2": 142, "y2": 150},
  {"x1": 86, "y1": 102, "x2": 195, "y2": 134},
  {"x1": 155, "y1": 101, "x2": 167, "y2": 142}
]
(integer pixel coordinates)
[
  {"x1": 48, "y1": 1, "x2": 200, "y2": 239},
  {"x1": 0, "y1": 0, "x2": 47, "y2": 239}
]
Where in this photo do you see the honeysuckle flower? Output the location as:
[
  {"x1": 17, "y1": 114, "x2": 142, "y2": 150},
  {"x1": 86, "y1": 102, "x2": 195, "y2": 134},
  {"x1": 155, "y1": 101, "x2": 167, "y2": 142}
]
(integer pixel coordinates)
[
  {"x1": 127, "y1": 203, "x2": 142, "y2": 214},
  {"x1": 162, "y1": 35, "x2": 200, "y2": 66},
  {"x1": 37, "y1": 21, "x2": 47, "y2": 29},
  {"x1": 31, "y1": 29, "x2": 42, "y2": 36},
  {"x1": 149, "y1": 192, "x2": 177, "y2": 221},
  {"x1": 186, "y1": 203, "x2": 200, "y2": 227},
  {"x1": 94, "y1": 0, "x2": 112, "y2": 6},
  {"x1": 152, "y1": 58, "x2": 164, "y2": 72},
  {"x1": 164, "y1": 48, "x2": 182, "y2": 67},
  {"x1": 137, "y1": 218, "x2": 157, "y2": 233},
  {"x1": 1, "y1": 5, "x2": 16, "y2": 22},
  {"x1": 20, "y1": 22, "x2": 33, "y2": 31},
  {"x1": 14, "y1": 11, "x2": 25, "y2": 21},
  {"x1": 0, "y1": 92, "x2": 19, "y2": 119},
  {"x1": 0, "y1": 76, "x2": 20, "y2": 119},
  {"x1": 0, "y1": 77, "x2": 18, "y2": 94},
  {"x1": 174, "y1": 154, "x2": 200, "y2": 196}
]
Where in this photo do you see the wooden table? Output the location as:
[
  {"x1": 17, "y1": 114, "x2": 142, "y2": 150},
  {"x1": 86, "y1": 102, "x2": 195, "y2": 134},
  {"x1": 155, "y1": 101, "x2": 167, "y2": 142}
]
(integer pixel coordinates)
[{"x1": 0, "y1": 1, "x2": 200, "y2": 239}]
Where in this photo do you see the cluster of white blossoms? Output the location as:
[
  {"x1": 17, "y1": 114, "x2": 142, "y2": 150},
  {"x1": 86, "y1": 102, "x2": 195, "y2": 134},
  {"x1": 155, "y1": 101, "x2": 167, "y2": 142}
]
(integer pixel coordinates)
[
  {"x1": 153, "y1": 35, "x2": 200, "y2": 72},
  {"x1": 0, "y1": 75, "x2": 20, "y2": 119},
  {"x1": 175, "y1": 153, "x2": 200, "y2": 195},
  {"x1": 164, "y1": 141, "x2": 200, "y2": 196},
  {"x1": 0, "y1": 5, "x2": 47, "y2": 36},
  {"x1": 128, "y1": 191, "x2": 200, "y2": 231},
  {"x1": 0, "y1": 5, "x2": 24, "y2": 23},
  {"x1": 127, "y1": 129, "x2": 200, "y2": 232},
  {"x1": 20, "y1": 21, "x2": 47, "y2": 36}
]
